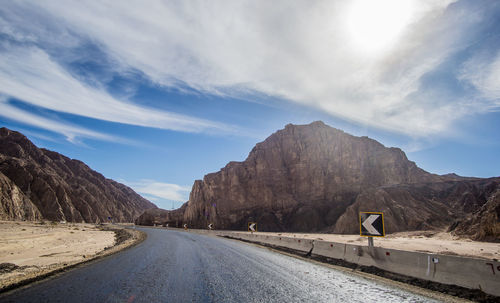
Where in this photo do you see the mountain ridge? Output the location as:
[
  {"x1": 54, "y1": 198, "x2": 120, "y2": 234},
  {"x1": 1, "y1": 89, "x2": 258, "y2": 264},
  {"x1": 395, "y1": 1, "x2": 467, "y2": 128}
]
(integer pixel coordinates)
[
  {"x1": 0, "y1": 127, "x2": 157, "y2": 222},
  {"x1": 136, "y1": 121, "x2": 499, "y2": 241}
]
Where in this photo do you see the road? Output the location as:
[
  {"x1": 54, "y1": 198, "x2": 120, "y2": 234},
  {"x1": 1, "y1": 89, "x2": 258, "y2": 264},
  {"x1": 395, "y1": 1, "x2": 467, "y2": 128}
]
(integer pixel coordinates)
[{"x1": 0, "y1": 228, "x2": 441, "y2": 303}]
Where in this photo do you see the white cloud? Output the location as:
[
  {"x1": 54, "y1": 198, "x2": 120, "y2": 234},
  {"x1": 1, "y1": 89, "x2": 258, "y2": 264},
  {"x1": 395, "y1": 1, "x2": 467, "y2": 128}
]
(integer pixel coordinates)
[
  {"x1": 0, "y1": 45, "x2": 232, "y2": 135},
  {"x1": 0, "y1": 96, "x2": 128, "y2": 143},
  {"x1": 125, "y1": 179, "x2": 191, "y2": 202},
  {"x1": 2, "y1": 0, "x2": 497, "y2": 137},
  {"x1": 459, "y1": 51, "x2": 500, "y2": 105}
]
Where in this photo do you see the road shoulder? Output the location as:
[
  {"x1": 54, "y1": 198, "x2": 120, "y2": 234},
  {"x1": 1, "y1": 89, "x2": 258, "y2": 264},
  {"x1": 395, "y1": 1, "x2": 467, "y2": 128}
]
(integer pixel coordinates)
[{"x1": 0, "y1": 223, "x2": 146, "y2": 294}]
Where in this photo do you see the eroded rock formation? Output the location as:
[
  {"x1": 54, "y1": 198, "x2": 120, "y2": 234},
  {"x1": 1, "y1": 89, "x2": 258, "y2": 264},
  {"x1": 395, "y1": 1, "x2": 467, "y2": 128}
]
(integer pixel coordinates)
[
  {"x1": 0, "y1": 127, "x2": 156, "y2": 222},
  {"x1": 134, "y1": 205, "x2": 186, "y2": 227},
  {"x1": 135, "y1": 121, "x2": 499, "y2": 241},
  {"x1": 0, "y1": 171, "x2": 41, "y2": 220},
  {"x1": 334, "y1": 178, "x2": 499, "y2": 236},
  {"x1": 450, "y1": 185, "x2": 500, "y2": 242}
]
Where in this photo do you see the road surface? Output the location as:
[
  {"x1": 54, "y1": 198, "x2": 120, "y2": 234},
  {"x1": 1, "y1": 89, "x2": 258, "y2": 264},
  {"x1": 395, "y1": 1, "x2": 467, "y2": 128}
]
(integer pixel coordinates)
[{"x1": 0, "y1": 228, "x2": 441, "y2": 302}]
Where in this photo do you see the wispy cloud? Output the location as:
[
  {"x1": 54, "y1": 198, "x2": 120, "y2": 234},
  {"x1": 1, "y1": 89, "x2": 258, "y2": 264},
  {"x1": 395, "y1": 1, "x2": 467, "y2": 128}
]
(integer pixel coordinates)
[
  {"x1": 124, "y1": 179, "x2": 191, "y2": 202},
  {"x1": 459, "y1": 50, "x2": 500, "y2": 106},
  {"x1": 0, "y1": 45, "x2": 232, "y2": 136},
  {"x1": 0, "y1": 96, "x2": 127, "y2": 143},
  {"x1": 1, "y1": 1, "x2": 499, "y2": 137}
]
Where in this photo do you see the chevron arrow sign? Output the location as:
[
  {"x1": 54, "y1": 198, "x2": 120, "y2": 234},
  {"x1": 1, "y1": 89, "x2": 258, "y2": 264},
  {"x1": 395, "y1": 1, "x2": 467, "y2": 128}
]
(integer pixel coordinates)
[
  {"x1": 248, "y1": 222, "x2": 257, "y2": 232},
  {"x1": 359, "y1": 212, "x2": 385, "y2": 237}
]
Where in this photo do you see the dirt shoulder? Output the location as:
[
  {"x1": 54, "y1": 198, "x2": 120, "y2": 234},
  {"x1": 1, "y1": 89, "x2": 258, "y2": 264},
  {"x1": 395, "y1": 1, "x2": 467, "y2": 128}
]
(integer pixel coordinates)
[{"x1": 0, "y1": 221, "x2": 146, "y2": 293}]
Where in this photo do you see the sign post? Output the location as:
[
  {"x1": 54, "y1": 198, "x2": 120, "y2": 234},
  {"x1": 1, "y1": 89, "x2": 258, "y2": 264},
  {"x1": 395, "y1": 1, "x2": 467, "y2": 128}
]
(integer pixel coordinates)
[
  {"x1": 208, "y1": 223, "x2": 213, "y2": 230},
  {"x1": 359, "y1": 212, "x2": 385, "y2": 247}
]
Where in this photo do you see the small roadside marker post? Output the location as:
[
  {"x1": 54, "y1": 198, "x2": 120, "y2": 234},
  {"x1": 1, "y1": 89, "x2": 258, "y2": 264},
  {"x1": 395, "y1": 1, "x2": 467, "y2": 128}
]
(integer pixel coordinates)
[{"x1": 359, "y1": 212, "x2": 385, "y2": 247}]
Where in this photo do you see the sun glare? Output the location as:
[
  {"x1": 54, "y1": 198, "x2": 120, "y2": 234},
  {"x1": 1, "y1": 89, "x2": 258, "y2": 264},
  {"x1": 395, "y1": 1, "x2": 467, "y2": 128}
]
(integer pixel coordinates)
[{"x1": 346, "y1": 0, "x2": 413, "y2": 54}]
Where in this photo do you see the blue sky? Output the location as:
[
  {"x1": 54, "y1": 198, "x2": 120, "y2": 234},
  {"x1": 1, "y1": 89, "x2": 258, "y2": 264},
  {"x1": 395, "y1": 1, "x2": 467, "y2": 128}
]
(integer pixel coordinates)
[{"x1": 1, "y1": 0, "x2": 499, "y2": 209}]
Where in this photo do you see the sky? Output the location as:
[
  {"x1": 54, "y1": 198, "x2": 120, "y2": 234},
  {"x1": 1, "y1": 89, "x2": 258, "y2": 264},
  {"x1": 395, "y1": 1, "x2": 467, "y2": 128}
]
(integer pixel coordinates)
[{"x1": 0, "y1": 0, "x2": 499, "y2": 210}]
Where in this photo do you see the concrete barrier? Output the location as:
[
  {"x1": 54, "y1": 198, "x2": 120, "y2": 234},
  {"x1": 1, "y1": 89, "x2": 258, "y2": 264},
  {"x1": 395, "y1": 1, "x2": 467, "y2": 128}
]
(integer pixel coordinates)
[
  {"x1": 314, "y1": 240, "x2": 500, "y2": 297},
  {"x1": 312, "y1": 240, "x2": 346, "y2": 260},
  {"x1": 217, "y1": 231, "x2": 500, "y2": 297}
]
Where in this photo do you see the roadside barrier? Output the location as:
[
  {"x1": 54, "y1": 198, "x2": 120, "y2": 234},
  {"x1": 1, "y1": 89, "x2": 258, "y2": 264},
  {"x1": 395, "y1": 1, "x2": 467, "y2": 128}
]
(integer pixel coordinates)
[
  {"x1": 162, "y1": 227, "x2": 499, "y2": 297},
  {"x1": 206, "y1": 230, "x2": 500, "y2": 297}
]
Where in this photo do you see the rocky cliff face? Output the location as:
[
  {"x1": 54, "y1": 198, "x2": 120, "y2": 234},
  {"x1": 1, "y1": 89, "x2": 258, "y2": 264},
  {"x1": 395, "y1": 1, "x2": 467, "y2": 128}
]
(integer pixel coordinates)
[
  {"x1": 450, "y1": 183, "x2": 500, "y2": 242},
  {"x1": 0, "y1": 171, "x2": 42, "y2": 220},
  {"x1": 0, "y1": 127, "x2": 156, "y2": 222},
  {"x1": 334, "y1": 178, "x2": 499, "y2": 236},
  {"x1": 134, "y1": 205, "x2": 186, "y2": 227},
  {"x1": 136, "y1": 121, "x2": 499, "y2": 241},
  {"x1": 180, "y1": 122, "x2": 427, "y2": 230}
]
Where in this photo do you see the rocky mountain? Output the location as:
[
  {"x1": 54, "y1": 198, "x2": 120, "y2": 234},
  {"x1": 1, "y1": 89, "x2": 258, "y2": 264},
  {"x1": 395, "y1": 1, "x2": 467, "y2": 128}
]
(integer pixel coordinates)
[
  {"x1": 135, "y1": 205, "x2": 186, "y2": 227},
  {"x1": 136, "y1": 121, "x2": 499, "y2": 241},
  {"x1": 0, "y1": 127, "x2": 156, "y2": 222},
  {"x1": 450, "y1": 184, "x2": 500, "y2": 242},
  {"x1": 334, "y1": 178, "x2": 499, "y2": 236},
  {"x1": 0, "y1": 170, "x2": 42, "y2": 221}
]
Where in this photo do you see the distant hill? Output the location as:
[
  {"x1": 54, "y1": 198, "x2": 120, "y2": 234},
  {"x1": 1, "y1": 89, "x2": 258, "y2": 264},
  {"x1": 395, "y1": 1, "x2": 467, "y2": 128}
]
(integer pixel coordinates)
[
  {"x1": 0, "y1": 127, "x2": 157, "y2": 222},
  {"x1": 136, "y1": 121, "x2": 499, "y2": 242}
]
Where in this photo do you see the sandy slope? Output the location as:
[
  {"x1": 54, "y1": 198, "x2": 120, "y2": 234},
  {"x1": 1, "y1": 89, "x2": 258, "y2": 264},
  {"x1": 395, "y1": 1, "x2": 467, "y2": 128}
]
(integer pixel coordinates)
[
  {"x1": 258, "y1": 230, "x2": 500, "y2": 260},
  {"x1": 0, "y1": 221, "x2": 115, "y2": 289}
]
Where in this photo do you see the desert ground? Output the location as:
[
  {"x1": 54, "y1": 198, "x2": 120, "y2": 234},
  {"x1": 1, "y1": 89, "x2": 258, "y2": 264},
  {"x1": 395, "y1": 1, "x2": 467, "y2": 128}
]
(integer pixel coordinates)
[
  {"x1": 0, "y1": 221, "x2": 141, "y2": 291},
  {"x1": 258, "y1": 230, "x2": 500, "y2": 260}
]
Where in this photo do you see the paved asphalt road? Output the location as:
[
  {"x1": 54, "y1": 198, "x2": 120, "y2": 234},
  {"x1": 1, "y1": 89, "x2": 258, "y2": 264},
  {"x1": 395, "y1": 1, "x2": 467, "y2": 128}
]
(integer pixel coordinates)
[{"x1": 0, "y1": 228, "x2": 441, "y2": 303}]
